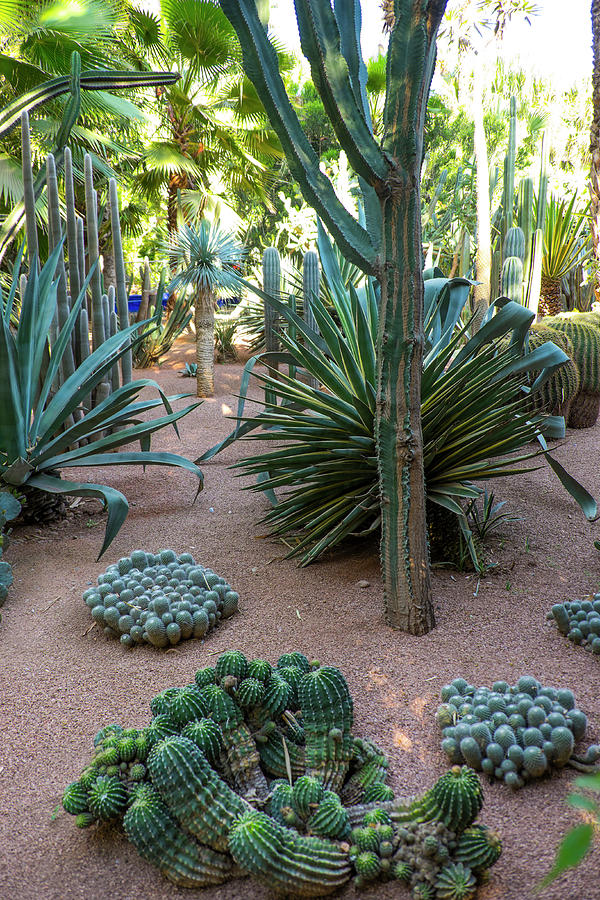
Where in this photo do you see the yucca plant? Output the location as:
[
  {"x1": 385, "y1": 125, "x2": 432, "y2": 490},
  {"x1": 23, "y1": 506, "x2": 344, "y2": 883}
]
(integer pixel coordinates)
[
  {"x1": 0, "y1": 246, "x2": 203, "y2": 558},
  {"x1": 539, "y1": 193, "x2": 591, "y2": 317},
  {"x1": 168, "y1": 220, "x2": 245, "y2": 397},
  {"x1": 201, "y1": 231, "x2": 595, "y2": 567},
  {"x1": 214, "y1": 314, "x2": 238, "y2": 362}
]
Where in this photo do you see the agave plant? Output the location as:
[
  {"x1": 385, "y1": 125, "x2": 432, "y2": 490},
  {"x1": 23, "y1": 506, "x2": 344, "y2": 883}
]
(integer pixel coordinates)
[
  {"x1": 0, "y1": 246, "x2": 203, "y2": 558},
  {"x1": 201, "y1": 229, "x2": 595, "y2": 566}
]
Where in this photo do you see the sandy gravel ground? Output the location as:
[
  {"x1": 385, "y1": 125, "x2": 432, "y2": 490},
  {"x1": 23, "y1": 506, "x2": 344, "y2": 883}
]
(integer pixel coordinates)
[{"x1": 1, "y1": 337, "x2": 599, "y2": 900}]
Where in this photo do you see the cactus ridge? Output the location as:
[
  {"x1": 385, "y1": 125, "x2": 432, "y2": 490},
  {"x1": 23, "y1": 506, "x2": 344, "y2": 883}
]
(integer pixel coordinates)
[
  {"x1": 123, "y1": 784, "x2": 234, "y2": 888},
  {"x1": 147, "y1": 735, "x2": 250, "y2": 851},
  {"x1": 257, "y1": 726, "x2": 307, "y2": 780},
  {"x1": 453, "y1": 825, "x2": 502, "y2": 873},
  {"x1": 228, "y1": 810, "x2": 352, "y2": 897},
  {"x1": 299, "y1": 667, "x2": 354, "y2": 791}
]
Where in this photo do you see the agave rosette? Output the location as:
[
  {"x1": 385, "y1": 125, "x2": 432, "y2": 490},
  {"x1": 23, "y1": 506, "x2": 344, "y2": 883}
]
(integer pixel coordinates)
[
  {"x1": 201, "y1": 228, "x2": 595, "y2": 564},
  {"x1": 0, "y1": 246, "x2": 203, "y2": 557}
]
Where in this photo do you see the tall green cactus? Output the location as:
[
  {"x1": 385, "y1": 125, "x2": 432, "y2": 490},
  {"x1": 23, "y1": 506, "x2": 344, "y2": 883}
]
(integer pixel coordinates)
[
  {"x1": 109, "y1": 178, "x2": 132, "y2": 384},
  {"x1": 502, "y1": 97, "x2": 517, "y2": 241},
  {"x1": 219, "y1": 0, "x2": 448, "y2": 633},
  {"x1": 263, "y1": 246, "x2": 281, "y2": 353}
]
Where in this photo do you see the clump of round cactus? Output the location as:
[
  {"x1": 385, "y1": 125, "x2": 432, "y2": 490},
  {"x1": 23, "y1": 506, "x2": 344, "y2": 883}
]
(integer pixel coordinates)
[
  {"x1": 61, "y1": 652, "x2": 500, "y2": 898},
  {"x1": 82, "y1": 550, "x2": 239, "y2": 649},
  {"x1": 437, "y1": 675, "x2": 597, "y2": 788},
  {"x1": 548, "y1": 595, "x2": 600, "y2": 657}
]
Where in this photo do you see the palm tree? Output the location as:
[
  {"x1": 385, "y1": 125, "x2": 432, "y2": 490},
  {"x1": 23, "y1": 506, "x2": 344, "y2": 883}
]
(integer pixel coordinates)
[
  {"x1": 131, "y1": 0, "x2": 282, "y2": 235},
  {"x1": 591, "y1": 0, "x2": 600, "y2": 275},
  {"x1": 168, "y1": 220, "x2": 245, "y2": 397}
]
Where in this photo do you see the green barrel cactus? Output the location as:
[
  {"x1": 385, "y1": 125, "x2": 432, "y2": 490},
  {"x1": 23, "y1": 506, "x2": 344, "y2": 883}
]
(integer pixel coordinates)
[
  {"x1": 453, "y1": 825, "x2": 502, "y2": 873},
  {"x1": 123, "y1": 784, "x2": 235, "y2": 888},
  {"x1": 61, "y1": 651, "x2": 500, "y2": 897},
  {"x1": 228, "y1": 809, "x2": 352, "y2": 897},
  {"x1": 147, "y1": 735, "x2": 249, "y2": 851},
  {"x1": 299, "y1": 666, "x2": 354, "y2": 791},
  {"x1": 435, "y1": 862, "x2": 477, "y2": 900},
  {"x1": 542, "y1": 314, "x2": 600, "y2": 427},
  {"x1": 528, "y1": 324, "x2": 580, "y2": 419}
]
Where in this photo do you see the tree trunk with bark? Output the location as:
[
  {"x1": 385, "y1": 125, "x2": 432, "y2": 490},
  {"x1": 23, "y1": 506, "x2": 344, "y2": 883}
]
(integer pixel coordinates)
[{"x1": 195, "y1": 287, "x2": 215, "y2": 397}]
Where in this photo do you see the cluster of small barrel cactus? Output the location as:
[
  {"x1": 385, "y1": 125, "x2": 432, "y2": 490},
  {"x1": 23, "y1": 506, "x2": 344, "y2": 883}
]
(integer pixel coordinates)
[
  {"x1": 62, "y1": 652, "x2": 500, "y2": 898},
  {"x1": 82, "y1": 550, "x2": 239, "y2": 647},
  {"x1": 548, "y1": 595, "x2": 600, "y2": 654},
  {"x1": 437, "y1": 676, "x2": 600, "y2": 789}
]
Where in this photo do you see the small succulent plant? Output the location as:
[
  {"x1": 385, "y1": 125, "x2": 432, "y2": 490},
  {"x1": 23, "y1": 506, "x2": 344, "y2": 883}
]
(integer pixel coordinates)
[
  {"x1": 548, "y1": 595, "x2": 600, "y2": 655},
  {"x1": 82, "y1": 550, "x2": 239, "y2": 648},
  {"x1": 62, "y1": 654, "x2": 500, "y2": 898},
  {"x1": 437, "y1": 676, "x2": 600, "y2": 788}
]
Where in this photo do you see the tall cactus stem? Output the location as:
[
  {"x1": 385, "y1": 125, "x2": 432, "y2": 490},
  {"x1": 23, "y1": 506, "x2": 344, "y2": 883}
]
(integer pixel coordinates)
[
  {"x1": 78, "y1": 306, "x2": 92, "y2": 413},
  {"x1": 517, "y1": 176, "x2": 534, "y2": 282},
  {"x1": 109, "y1": 308, "x2": 120, "y2": 394},
  {"x1": 21, "y1": 112, "x2": 39, "y2": 270},
  {"x1": 263, "y1": 247, "x2": 281, "y2": 353},
  {"x1": 302, "y1": 249, "x2": 319, "y2": 388},
  {"x1": 109, "y1": 178, "x2": 132, "y2": 384},
  {"x1": 102, "y1": 293, "x2": 111, "y2": 344},
  {"x1": 76, "y1": 214, "x2": 86, "y2": 297},
  {"x1": 503, "y1": 96, "x2": 517, "y2": 240},
  {"x1": 84, "y1": 154, "x2": 106, "y2": 359},
  {"x1": 47, "y1": 153, "x2": 78, "y2": 393},
  {"x1": 263, "y1": 247, "x2": 281, "y2": 404},
  {"x1": 459, "y1": 228, "x2": 471, "y2": 278},
  {"x1": 64, "y1": 147, "x2": 80, "y2": 300},
  {"x1": 136, "y1": 257, "x2": 151, "y2": 323}
]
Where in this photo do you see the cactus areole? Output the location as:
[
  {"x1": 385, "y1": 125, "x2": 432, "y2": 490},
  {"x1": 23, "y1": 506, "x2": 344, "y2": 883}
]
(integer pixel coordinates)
[{"x1": 219, "y1": 0, "x2": 448, "y2": 632}]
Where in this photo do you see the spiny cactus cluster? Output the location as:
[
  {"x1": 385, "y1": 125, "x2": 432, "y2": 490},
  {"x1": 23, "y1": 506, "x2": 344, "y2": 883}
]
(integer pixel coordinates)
[
  {"x1": 548, "y1": 595, "x2": 600, "y2": 655},
  {"x1": 82, "y1": 550, "x2": 239, "y2": 648},
  {"x1": 437, "y1": 676, "x2": 600, "y2": 789},
  {"x1": 62, "y1": 653, "x2": 499, "y2": 898}
]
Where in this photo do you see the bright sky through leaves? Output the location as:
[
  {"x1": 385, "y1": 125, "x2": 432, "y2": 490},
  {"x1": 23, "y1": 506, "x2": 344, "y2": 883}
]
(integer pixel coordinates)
[{"x1": 269, "y1": 0, "x2": 592, "y2": 88}]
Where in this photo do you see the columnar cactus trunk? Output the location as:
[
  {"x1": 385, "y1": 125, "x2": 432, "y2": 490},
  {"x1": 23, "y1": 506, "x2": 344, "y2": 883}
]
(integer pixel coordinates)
[
  {"x1": 591, "y1": 0, "x2": 600, "y2": 283},
  {"x1": 219, "y1": 0, "x2": 447, "y2": 634}
]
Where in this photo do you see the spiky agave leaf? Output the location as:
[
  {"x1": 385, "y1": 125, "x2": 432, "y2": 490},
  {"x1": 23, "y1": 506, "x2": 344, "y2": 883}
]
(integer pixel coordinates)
[
  {"x1": 0, "y1": 249, "x2": 203, "y2": 557},
  {"x1": 201, "y1": 236, "x2": 595, "y2": 564}
]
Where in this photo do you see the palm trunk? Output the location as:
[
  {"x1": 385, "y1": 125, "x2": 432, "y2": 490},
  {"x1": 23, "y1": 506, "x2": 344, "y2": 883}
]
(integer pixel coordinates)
[
  {"x1": 590, "y1": 0, "x2": 600, "y2": 282},
  {"x1": 195, "y1": 287, "x2": 215, "y2": 397},
  {"x1": 538, "y1": 274, "x2": 564, "y2": 318}
]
